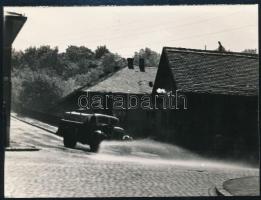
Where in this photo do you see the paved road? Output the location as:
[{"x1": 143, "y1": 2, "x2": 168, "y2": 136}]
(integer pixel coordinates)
[{"x1": 5, "y1": 118, "x2": 259, "y2": 197}]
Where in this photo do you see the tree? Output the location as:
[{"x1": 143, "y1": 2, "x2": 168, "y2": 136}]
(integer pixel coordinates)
[
  {"x1": 133, "y1": 47, "x2": 160, "y2": 68},
  {"x1": 11, "y1": 45, "x2": 127, "y2": 113},
  {"x1": 241, "y1": 49, "x2": 257, "y2": 54},
  {"x1": 37, "y1": 46, "x2": 59, "y2": 70},
  {"x1": 101, "y1": 53, "x2": 126, "y2": 74},
  {"x1": 22, "y1": 47, "x2": 38, "y2": 70},
  {"x1": 95, "y1": 45, "x2": 110, "y2": 59},
  {"x1": 18, "y1": 73, "x2": 72, "y2": 111},
  {"x1": 11, "y1": 49, "x2": 24, "y2": 71},
  {"x1": 65, "y1": 45, "x2": 94, "y2": 62}
]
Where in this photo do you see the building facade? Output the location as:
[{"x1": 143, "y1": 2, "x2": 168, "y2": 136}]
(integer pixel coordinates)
[{"x1": 152, "y1": 47, "x2": 259, "y2": 160}]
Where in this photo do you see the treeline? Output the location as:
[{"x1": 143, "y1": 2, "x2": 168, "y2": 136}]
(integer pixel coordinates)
[{"x1": 11, "y1": 45, "x2": 160, "y2": 113}]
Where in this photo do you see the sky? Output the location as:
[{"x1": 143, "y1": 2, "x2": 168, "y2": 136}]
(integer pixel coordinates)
[{"x1": 5, "y1": 5, "x2": 258, "y2": 57}]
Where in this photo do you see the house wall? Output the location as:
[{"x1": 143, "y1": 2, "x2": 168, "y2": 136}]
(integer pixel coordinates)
[{"x1": 152, "y1": 93, "x2": 259, "y2": 161}]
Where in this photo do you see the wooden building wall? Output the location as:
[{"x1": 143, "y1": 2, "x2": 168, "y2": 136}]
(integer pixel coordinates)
[{"x1": 151, "y1": 93, "x2": 259, "y2": 161}]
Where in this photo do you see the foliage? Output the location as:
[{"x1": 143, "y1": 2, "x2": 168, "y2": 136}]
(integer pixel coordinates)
[
  {"x1": 241, "y1": 49, "x2": 257, "y2": 54},
  {"x1": 18, "y1": 73, "x2": 63, "y2": 111},
  {"x1": 133, "y1": 47, "x2": 160, "y2": 68},
  {"x1": 95, "y1": 45, "x2": 110, "y2": 59},
  {"x1": 11, "y1": 45, "x2": 126, "y2": 113},
  {"x1": 101, "y1": 53, "x2": 126, "y2": 74}
]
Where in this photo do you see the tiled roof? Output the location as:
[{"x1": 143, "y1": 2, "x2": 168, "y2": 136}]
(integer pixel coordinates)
[
  {"x1": 82, "y1": 66, "x2": 157, "y2": 94},
  {"x1": 164, "y1": 47, "x2": 259, "y2": 96}
]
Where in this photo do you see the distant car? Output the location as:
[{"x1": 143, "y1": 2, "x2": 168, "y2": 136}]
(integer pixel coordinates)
[{"x1": 56, "y1": 112, "x2": 132, "y2": 152}]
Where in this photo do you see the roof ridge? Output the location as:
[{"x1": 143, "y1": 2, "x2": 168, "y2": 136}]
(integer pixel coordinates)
[{"x1": 163, "y1": 46, "x2": 258, "y2": 59}]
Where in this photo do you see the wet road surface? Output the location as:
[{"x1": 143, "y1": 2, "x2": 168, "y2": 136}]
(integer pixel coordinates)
[{"x1": 5, "y1": 117, "x2": 259, "y2": 197}]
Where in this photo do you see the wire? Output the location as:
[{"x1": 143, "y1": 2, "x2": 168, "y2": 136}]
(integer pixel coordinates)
[
  {"x1": 165, "y1": 24, "x2": 256, "y2": 43},
  {"x1": 105, "y1": 24, "x2": 256, "y2": 52},
  {"x1": 49, "y1": 9, "x2": 246, "y2": 43}
]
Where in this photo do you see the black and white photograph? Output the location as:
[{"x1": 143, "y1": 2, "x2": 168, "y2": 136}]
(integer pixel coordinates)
[{"x1": 1, "y1": 3, "x2": 259, "y2": 198}]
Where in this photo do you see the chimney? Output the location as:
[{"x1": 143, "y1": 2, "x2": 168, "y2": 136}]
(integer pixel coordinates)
[
  {"x1": 139, "y1": 58, "x2": 145, "y2": 72},
  {"x1": 127, "y1": 58, "x2": 134, "y2": 69}
]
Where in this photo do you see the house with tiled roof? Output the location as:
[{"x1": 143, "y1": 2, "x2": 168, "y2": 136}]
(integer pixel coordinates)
[
  {"x1": 151, "y1": 47, "x2": 259, "y2": 160},
  {"x1": 84, "y1": 64, "x2": 157, "y2": 95},
  {"x1": 153, "y1": 47, "x2": 258, "y2": 96},
  {"x1": 54, "y1": 61, "x2": 157, "y2": 110}
]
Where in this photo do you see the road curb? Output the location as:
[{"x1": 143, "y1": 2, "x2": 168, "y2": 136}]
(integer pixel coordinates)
[
  {"x1": 208, "y1": 185, "x2": 218, "y2": 196},
  {"x1": 215, "y1": 182, "x2": 233, "y2": 196},
  {"x1": 11, "y1": 115, "x2": 57, "y2": 135},
  {"x1": 223, "y1": 176, "x2": 260, "y2": 196},
  {"x1": 5, "y1": 146, "x2": 40, "y2": 152}
]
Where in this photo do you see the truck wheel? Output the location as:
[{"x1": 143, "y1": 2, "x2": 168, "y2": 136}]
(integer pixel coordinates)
[
  {"x1": 89, "y1": 139, "x2": 101, "y2": 152},
  {"x1": 56, "y1": 128, "x2": 63, "y2": 136},
  {"x1": 63, "y1": 131, "x2": 77, "y2": 148},
  {"x1": 122, "y1": 135, "x2": 133, "y2": 141}
]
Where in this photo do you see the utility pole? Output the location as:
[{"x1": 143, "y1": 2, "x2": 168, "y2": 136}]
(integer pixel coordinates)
[{"x1": 2, "y1": 12, "x2": 27, "y2": 147}]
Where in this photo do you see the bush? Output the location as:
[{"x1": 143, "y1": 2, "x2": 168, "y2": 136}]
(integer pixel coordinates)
[{"x1": 18, "y1": 73, "x2": 64, "y2": 111}]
